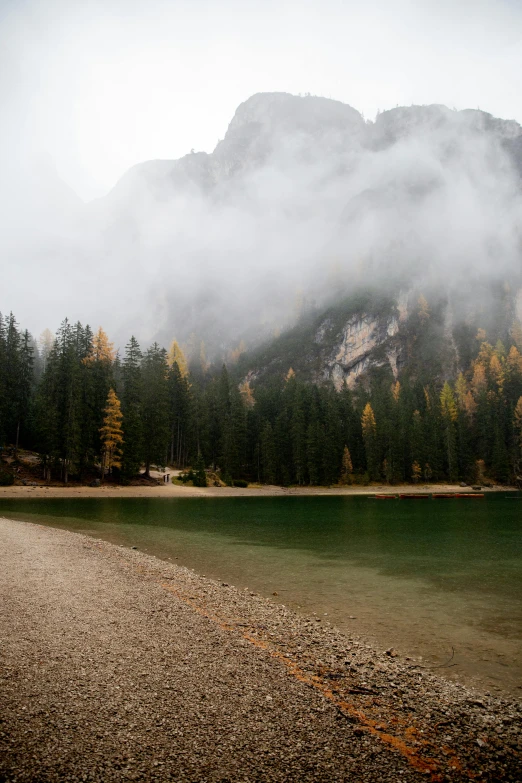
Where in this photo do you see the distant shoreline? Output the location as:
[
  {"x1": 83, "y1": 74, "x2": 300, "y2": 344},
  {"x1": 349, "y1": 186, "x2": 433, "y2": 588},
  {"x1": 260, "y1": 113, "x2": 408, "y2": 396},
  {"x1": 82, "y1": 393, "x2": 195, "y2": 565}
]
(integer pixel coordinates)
[{"x1": 0, "y1": 482, "x2": 517, "y2": 499}]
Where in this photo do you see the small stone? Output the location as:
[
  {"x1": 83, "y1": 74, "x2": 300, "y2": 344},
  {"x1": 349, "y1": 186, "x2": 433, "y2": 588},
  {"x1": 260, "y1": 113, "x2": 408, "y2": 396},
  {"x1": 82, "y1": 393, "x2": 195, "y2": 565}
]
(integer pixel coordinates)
[
  {"x1": 131, "y1": 546, "x2": 137, "y2": 550},
  {"x1": 385, "y1": 648, "x2": 398, "y2": 657}
]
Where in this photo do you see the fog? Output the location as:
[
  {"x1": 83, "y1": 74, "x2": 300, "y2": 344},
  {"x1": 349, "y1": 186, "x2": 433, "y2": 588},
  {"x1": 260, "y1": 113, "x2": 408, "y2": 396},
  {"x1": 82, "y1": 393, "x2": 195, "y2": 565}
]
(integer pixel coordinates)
[{"x1": 1, "y1": 1, "x2": 522, "y2": 356}]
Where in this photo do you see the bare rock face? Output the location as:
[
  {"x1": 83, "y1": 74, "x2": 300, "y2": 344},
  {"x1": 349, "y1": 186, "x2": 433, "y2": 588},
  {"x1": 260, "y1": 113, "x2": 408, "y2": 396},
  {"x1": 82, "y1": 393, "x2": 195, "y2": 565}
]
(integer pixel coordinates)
[
  {"x1": 324, "y1": 313, "x2": 400, "y2": 390},
  {"x1": 214, "y1": 92, "x2": 366, "y2": 175}
]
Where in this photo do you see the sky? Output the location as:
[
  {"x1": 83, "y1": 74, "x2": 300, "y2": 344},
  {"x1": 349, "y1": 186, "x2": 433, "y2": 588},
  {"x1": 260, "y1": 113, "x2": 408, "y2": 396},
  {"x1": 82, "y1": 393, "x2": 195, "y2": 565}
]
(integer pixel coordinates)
[{"x1": 1, "y1": 0, "x2": 522, "y2": 200}]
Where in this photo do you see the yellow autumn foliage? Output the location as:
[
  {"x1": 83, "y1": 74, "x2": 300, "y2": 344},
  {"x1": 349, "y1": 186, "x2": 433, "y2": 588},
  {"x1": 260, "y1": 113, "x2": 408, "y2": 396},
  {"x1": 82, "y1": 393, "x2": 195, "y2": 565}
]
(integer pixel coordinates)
[
  {"x1": 239, "y1": 380, "x2": 255, "y2": 408},
  {"x1": 440, "y1": 382, "x2": 458, "y2": 422},
  {"x1": 84, "y1": 327, "x2": 115, "y2": 364},
  {"x1": 167, "y1": 340, "x2": 188, "y2": 377},
  {"x1": 361, "y1": 402, "x2": 376, "y2": 435},
  {"x1": 99, "y1": 388, "x2": 124, "y2": 479}
]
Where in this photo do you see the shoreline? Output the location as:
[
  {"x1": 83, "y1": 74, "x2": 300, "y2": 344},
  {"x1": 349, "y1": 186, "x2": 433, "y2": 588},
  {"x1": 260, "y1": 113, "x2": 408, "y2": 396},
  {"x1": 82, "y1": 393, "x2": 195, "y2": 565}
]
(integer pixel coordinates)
[
  {"x1": 0, "y1": 481, "x2": 516, "y2": 499},
  {"x1": 1, "y1": 517, "x2": 521, "y2": 781}
]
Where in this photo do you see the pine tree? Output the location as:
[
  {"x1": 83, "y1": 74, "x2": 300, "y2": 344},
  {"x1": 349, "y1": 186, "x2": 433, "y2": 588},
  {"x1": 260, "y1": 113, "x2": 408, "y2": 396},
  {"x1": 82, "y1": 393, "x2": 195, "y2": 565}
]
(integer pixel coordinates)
[
  {"x1": 15, "y1": 330, "x2": 34, "y2": 453},
  {"x1": 141, "y1": 344, "x2": 170, "y2": 476},
  {"x1": 168, "y1": 360, "x2": 192, "y2": 467},
  {"x1": 121, "y1": 337, "x2": 143, "y2": 479},
  {"x1": 34, "y1": 319, "x2": 83, "y2": 482},
  {"x1": 291, "y1": 382, "x2": 308, "y2": 485},
  {"x1": 513, "y1": 397, "x2": 522, "y2": 477},
  {"x1": 261, "y1": 422, "x2": 277, "y2": 484},
  {"x1": 193, "y1": 453, "x2": 207, "y2": 487},
  {"x1": 440, "y1": 382, "x2": 458, "y2": 481},
  {"x1": 99, "y1": 389, "x2": 124, "y2": 482},
  {"x1": 410, "y1": 410, "x2": 424, "y2": 479},
  {"x1": 223, "y1": 385, "x2": 247, "y2": 479}
]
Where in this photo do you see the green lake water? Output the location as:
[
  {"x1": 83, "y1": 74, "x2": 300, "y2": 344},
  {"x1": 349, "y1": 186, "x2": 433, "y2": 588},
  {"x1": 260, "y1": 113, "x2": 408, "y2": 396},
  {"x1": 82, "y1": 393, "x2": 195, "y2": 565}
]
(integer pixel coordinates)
[{"x1": 1, "y1": 495, "x2": 521, "y2": 695}]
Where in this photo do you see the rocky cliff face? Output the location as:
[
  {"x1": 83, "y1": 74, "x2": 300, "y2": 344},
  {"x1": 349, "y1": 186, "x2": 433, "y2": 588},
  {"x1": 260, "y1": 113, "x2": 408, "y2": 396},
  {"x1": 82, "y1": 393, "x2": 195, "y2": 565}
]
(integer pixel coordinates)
[
  {"x1": 241, "y1": 282, "x2": 521, "y2": 391},
  {"x1": 320, "y1": 312, "x2": 400, "y2": 389}
]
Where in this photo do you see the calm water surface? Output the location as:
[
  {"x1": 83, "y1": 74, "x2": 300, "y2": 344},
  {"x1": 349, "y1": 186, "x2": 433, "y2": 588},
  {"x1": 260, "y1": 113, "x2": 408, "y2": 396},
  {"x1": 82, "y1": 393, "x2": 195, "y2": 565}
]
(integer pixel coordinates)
[{"x1": 1, "y1": 495, "x2": 521, "y2": 695}]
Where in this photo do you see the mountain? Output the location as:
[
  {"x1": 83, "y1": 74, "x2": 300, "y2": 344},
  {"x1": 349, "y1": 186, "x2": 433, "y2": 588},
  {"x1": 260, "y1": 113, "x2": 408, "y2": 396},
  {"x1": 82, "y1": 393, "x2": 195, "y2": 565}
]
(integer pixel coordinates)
[
  {"x1": 236, "y1": 283, "x2": 522, "y2": 392},
  {"x1": 99, "y1": 93, "x2": 522, "y2": 381},
  {"x1": 104, "y1": 94, "x2": 522, "y2": 204},
  {"x1": 5, "y1": 92, "x2": 522, "y2": 372}
]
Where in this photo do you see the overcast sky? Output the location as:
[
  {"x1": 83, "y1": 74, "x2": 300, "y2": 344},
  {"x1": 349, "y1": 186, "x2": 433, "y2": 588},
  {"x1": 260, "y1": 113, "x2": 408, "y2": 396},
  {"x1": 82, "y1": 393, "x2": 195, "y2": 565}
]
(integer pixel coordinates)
[{"x1": 1, "y1": 0, "x2": 522, "y2": 200}]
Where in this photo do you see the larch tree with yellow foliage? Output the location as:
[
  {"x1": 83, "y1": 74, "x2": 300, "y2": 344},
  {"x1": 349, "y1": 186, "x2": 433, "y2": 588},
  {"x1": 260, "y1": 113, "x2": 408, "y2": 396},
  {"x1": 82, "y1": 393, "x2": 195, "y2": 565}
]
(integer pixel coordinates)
[
  {"x1": 361, "y1": 402, "x2": 379, "y2": 481},
  {"x1": 99, "y1": 388, "x2": 124, "y2": 482},
  {"x1": 84, "y1": 327, "x2": 115, "y2": 365},
  {"x1": 339, "y1": 445, "x2": 353, "y2": 485},
  {"x1": 167, "y1": 339, "x2": 188, "y2": 377}
]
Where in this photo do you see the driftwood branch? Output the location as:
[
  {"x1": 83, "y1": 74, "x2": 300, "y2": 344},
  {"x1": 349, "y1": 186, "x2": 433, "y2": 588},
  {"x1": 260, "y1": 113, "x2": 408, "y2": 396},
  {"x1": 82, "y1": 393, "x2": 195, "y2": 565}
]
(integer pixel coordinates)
[{"x1": 408, "y1": 646, "x2": 457, "y2": 670}]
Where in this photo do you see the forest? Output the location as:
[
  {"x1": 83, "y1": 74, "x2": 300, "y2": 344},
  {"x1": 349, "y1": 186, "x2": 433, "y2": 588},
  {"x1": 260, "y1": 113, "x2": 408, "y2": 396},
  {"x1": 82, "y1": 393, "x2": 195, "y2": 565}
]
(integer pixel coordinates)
[{"x1": 1, "y1": 307, "x2": 522, "y2": 487}]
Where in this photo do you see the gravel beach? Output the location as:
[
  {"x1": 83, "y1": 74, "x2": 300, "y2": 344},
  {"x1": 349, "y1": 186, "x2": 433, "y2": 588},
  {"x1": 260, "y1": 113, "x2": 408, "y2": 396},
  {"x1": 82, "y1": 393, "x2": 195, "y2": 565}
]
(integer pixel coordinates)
[
  {"x1": 1, "y1": 517, "x2": 520, "y2": 782},
  {"x1": 0, "y1": 482, "x2": 514, "y2": 499}
]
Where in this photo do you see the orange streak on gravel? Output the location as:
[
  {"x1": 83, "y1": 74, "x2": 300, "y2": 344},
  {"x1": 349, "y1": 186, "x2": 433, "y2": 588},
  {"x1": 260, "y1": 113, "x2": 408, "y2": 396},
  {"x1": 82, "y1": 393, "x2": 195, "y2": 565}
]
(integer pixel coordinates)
[{"x1": 158, "y1": 580, "x2": 475, "y2": 782}]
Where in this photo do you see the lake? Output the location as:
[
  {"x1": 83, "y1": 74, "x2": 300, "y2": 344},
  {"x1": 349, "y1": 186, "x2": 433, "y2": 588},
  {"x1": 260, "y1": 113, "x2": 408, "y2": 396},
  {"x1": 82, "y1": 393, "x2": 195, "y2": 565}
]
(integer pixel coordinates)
[{"x1": 1, "y1": 494, "x2": 520, "y2": 695}]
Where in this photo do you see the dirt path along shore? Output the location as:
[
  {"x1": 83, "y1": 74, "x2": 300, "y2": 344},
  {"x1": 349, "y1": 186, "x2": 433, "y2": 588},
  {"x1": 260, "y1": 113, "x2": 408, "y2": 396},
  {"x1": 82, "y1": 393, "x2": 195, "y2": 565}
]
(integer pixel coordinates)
[{"x1": 1, "y1": 518, "x2": 520, "y2": 782}]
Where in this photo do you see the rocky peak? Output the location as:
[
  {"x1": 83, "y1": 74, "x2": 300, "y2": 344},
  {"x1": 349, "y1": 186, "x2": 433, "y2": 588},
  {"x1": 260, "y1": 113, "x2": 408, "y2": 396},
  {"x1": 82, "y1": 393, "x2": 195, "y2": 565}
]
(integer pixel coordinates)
[
  {"x1": 213, "y1": 92, "x2": 366, "y2": 175},
  {"x1": 372, "y1": 104, "x2": 522, "y2": 148}
]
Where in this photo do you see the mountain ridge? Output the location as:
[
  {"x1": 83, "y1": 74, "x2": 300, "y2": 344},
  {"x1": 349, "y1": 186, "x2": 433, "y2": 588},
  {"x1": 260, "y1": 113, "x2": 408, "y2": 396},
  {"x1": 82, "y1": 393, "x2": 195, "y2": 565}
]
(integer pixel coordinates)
[{"x1": 103, "y1": 93, "x2": 522, "y2": 204}]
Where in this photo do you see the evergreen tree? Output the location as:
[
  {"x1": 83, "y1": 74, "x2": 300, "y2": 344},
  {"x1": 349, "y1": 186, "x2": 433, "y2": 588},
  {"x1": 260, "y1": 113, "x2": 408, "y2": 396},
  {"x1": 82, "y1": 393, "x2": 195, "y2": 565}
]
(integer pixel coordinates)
[
  {"x1": 121, "y1": 337, "x2": 143, "y2": 479},
  {"x1": 513, "y1": 397, "x2": 522, "y2": 477},
  {"x1": 440, "y1": 382, "x2": 458, "y2": 481},
  {"x1": 141, "y1": 343, "x2": 170, "y2": 476},
  {"x1": 261, "y1": 422, "x2": 277, "y2": 484},
  {"x1": 168, "y1": 361, "x2": 192, "y2": 467},
  {"x1": 223, "y1": 384, "x2": 247, "y2": 479}
]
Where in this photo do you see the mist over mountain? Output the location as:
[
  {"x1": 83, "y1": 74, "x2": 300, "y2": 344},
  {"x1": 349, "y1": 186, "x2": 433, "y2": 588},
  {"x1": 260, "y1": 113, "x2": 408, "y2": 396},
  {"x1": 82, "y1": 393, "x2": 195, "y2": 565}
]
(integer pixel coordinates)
[{"x1": 3, "y1": 92, "x2": 522, "y2": 360}]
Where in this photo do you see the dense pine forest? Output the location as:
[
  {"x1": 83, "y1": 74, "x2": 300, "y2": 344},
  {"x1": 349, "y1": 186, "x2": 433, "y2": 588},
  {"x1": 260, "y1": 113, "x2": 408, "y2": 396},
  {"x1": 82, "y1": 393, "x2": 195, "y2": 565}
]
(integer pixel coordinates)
[{"x1": 1, "y1": 303, "x2": 522, "y2": 487}]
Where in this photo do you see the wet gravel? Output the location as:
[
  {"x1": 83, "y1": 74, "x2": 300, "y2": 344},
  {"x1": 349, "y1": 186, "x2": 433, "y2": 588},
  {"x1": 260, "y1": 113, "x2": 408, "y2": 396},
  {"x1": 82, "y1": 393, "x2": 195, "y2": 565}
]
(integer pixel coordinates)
[{"x1": 0, "y1": 517, "x2": 520, "y2": 782}]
